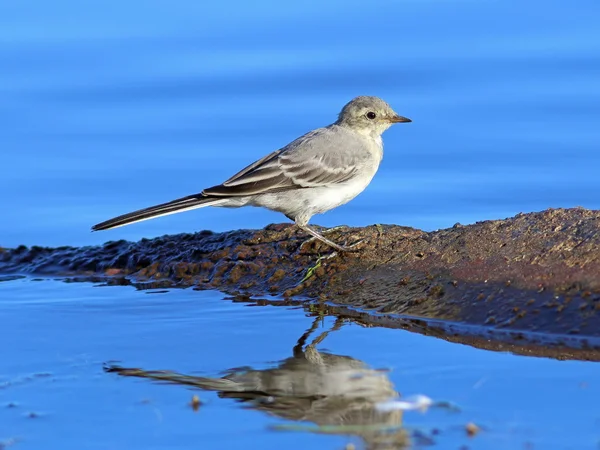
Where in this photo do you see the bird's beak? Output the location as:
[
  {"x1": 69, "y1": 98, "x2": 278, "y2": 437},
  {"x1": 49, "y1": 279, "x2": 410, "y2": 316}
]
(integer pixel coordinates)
[{"x1": 389, "y1": 115, "x2": 412, "y2": 123}]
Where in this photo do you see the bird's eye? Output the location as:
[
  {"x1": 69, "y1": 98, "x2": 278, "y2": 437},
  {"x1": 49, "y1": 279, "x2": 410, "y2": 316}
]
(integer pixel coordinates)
[{"x1": 366, "y1": 111, "x2": 377, "y2": 120}]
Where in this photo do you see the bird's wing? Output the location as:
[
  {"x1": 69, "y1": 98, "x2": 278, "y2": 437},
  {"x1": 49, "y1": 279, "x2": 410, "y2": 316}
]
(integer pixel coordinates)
[
  {"x1": 203, "y1": 127, "x2": 369, "y2": 197},
  {"x1": 91, "y1": 127, "x2": 370, "y2": 231}
]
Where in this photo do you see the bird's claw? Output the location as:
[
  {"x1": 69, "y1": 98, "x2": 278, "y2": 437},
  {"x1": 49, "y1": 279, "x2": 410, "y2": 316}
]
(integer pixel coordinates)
[
  {"x1": 338, "y1": 238, "x2": 366, "y2": 252},
  {"x1": 298, "y1": 224, "x2": 366, "y2": 253}
]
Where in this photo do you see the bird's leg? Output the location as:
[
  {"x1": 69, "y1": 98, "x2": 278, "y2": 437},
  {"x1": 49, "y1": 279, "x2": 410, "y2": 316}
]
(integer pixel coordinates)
[
  {"x1": 292, "y1": 315, "x2": 321, "y2": 358},
  {"x1": 304, "y1": 317, "x2": 346, "y2": 364},
  {"x1": 308, "y1": 316, "x2": 345, "y2": 348},
  {"x1": 297, "y1": 224, "x2": 363, "y2": 252}
]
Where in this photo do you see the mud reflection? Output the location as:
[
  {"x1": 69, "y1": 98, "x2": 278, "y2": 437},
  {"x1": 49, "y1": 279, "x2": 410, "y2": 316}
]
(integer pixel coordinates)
[{"x1": 105, "y1": 317, "x2": 410, "y2": 449}]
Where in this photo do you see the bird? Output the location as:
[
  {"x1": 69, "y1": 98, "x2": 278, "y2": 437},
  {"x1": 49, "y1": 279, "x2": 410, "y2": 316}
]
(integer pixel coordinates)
[{"x1": 92, "y1": 96, "x2": 411, "y2": 252}]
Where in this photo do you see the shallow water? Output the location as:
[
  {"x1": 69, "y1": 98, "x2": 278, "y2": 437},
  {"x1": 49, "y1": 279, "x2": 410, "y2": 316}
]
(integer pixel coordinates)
[
  {"x1": 2, "y1": 1, "x2": 600, "y2": 449},
  {"x1": 2, "y1": 278, "x2": 600, "y2": 450}
]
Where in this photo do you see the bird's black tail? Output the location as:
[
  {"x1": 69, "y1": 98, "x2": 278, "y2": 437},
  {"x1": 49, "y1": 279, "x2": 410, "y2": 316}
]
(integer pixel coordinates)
[{"x1": 91, "y1": 194, "x2": 224, "y2": 231}]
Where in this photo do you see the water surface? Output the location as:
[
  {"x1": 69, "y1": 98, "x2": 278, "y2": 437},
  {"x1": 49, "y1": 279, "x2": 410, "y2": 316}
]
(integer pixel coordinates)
[
  {"x1": 1, "y1": 0, "x2": 599, "y2": 247},
  {"x1": 2, "y1": 278, "x2": 600, "y2": 449}
]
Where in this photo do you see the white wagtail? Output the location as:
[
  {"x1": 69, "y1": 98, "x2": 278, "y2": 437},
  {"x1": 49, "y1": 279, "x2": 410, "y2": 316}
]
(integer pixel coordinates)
[{"x1": 92, "y1": 96, "x2": 411, "y2": 251}]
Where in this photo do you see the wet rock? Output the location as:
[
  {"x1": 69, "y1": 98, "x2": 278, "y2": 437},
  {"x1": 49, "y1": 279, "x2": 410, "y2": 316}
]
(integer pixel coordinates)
[{"x1": 1, "y1": 207, "x2": 600, "y2": 340}]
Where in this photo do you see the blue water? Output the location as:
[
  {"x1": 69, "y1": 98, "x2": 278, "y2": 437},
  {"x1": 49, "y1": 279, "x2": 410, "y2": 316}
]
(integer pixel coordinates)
[
  {"x1": 2, "y1": 1, "x2": 600, "y2": 449},
  {"x1": 2, "y1": 278, "x2": 600, "y2": 450},
  {"x1": 1, "y1": 0, "x2": 599, "y2": 248}
]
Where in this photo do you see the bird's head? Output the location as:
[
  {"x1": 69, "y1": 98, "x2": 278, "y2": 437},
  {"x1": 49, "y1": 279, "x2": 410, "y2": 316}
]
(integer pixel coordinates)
[{"x1": 336, "y1": 96, "x2": 411, "y2": 136}]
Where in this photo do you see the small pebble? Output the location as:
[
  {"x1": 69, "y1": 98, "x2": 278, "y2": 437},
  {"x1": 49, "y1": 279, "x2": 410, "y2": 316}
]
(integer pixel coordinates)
[
  {"x1": 466, "y1": 422, "x2": 480, "y2": 436},
  {"x1": 190, "y1": 395, "x2": 202, "y2": 411}
]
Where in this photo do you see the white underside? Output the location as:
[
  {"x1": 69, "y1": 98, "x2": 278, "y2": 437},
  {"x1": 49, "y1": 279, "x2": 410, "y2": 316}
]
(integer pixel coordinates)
[{"x1": 244, "y1": 171, "x2": 379, "y2": 225}]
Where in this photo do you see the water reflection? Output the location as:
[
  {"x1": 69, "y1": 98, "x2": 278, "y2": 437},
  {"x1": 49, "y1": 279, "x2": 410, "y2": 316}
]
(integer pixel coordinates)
[{"x1": 106, "y1": 316, "x2": 411, "y2": 449}]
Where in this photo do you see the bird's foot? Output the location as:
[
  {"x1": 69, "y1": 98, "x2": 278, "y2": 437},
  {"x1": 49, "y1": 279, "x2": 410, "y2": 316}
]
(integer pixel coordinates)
[
  {"x1": 297, "y1": 224, "x2": 365, "y2": 253},
  {"x1": 337, "y1": 238, "x2": 365, "y2": 252},
  {"x1": 322, "y1": 225, "x2": 350, "y2": 234},
  {"x1": 300, "y1": 235, "x2": 365, "y2": 253},
  {"x1": 300, "y1": 225, "x2": 351, "y2": 249}
]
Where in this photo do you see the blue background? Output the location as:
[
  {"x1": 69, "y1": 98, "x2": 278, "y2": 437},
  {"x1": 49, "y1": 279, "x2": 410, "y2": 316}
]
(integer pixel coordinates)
[{"x1": 2, "y1": 0, "x2": 599, "y2": 248}]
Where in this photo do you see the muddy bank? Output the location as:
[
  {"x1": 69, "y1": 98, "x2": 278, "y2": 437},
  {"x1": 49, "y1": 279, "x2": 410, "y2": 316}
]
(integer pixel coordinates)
[{"x1": 1, "y1": 207, "x2": 599, "y2": 341}]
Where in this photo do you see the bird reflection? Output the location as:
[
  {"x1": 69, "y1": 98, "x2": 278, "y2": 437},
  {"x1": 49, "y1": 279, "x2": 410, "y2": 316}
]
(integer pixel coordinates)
[{"x1": 105, "y1": 316, "x2": 409, "y2": 449}]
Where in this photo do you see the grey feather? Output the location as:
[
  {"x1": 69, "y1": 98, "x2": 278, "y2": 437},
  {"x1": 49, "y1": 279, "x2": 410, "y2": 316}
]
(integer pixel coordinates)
[{"x1": 202, "y1": 126, "x2": 371, "y2": 197}]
